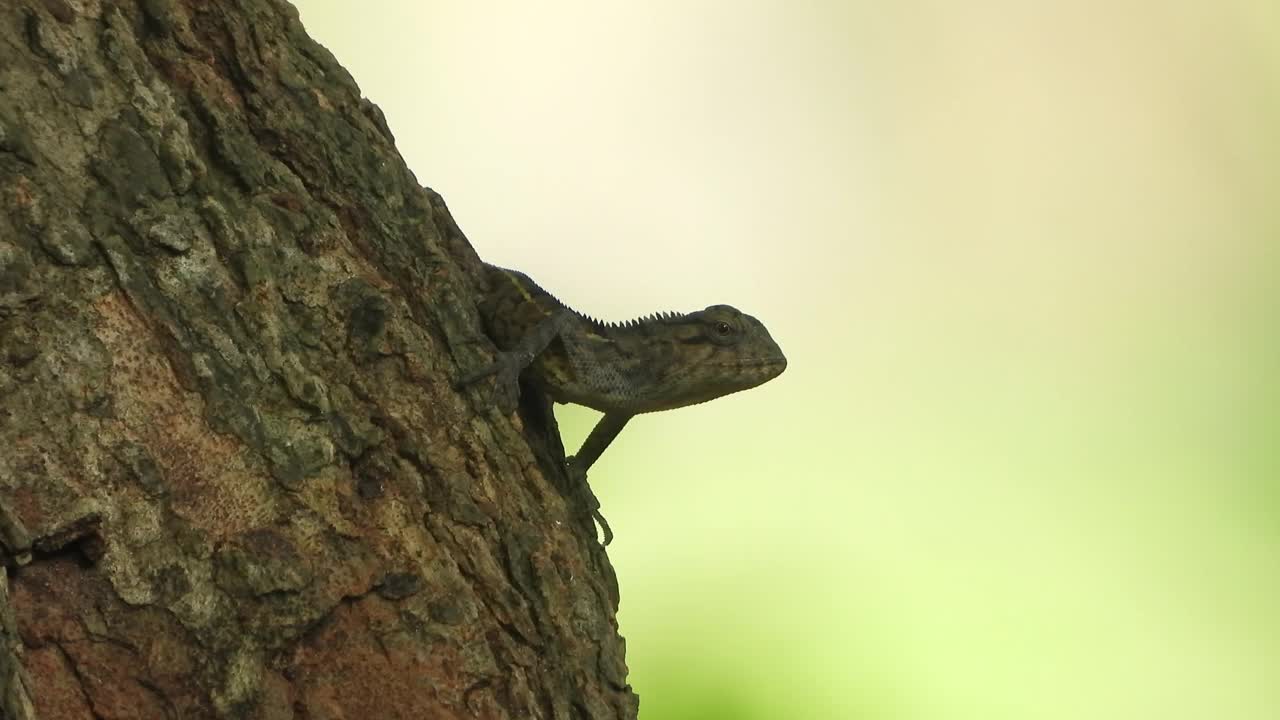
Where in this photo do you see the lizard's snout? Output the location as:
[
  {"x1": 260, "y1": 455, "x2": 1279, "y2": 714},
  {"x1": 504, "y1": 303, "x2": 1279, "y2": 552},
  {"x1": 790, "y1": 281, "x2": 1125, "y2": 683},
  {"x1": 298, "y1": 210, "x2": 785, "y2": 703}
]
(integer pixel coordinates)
[
  {"x1": 762, "y1": 336, "x2": 787, "y2": 378},
  {"x1": 764, "y1": 352, "x2": 787, "y2": 381}
]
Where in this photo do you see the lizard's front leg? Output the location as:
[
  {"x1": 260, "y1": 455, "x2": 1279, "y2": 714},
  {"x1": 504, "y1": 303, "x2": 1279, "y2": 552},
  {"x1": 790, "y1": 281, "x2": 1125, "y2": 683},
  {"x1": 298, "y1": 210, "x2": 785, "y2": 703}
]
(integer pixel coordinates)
[{"x1": 456, "y1": 309, "x2": 575, "y2": 413}]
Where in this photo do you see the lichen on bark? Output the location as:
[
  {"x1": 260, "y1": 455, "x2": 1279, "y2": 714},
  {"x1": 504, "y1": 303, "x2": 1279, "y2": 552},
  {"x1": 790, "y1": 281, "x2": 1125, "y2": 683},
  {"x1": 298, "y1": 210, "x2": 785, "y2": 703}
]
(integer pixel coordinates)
[{"x1": 0, "y1": 1, "x2": 635, "y2": 718}]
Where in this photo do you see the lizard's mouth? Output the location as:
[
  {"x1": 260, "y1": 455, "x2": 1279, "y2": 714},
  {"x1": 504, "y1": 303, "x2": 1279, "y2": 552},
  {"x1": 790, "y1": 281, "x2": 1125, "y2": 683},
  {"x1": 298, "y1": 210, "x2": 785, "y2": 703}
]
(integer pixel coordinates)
[
  {"x1": 736, "y1": 356, "x2": 787, "y2": 371},
  {"x1": 716, "y1": 359, "x2": 779, "y2": 371},
  {"x1": 723, "y1": 356, "x2": 787, "y2": 381}
]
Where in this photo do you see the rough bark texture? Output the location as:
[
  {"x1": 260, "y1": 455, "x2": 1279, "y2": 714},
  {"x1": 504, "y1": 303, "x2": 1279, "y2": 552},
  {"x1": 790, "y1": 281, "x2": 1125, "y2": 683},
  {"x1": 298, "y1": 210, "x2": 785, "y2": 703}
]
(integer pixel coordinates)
[{"x1": 0, "y1": 1, "x2": 636, "y2": 718}]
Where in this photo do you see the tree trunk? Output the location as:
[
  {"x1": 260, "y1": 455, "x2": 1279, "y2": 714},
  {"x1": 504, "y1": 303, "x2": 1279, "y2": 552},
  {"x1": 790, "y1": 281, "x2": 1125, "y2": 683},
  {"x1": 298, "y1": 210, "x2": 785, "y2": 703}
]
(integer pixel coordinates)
[{"x1": 0, "y1": 1, "x2": 636, "y2": 717}]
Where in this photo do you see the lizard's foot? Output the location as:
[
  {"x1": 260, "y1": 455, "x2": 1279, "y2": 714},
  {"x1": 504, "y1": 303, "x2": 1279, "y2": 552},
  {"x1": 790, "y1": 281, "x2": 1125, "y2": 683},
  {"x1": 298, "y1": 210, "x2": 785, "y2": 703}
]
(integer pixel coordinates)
[
  {"x1": 566, "y1": 456, "x2": 614, "y2": 546},
  {"x1": 455, "y1": 352, "x2": 524, "y2": 414}
]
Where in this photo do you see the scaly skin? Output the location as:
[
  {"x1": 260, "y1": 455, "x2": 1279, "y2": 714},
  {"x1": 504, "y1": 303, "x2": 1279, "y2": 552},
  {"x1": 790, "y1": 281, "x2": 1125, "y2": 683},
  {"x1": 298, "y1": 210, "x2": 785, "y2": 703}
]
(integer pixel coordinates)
[{"x1": 459, "y1": 263, "x2": 787, "y2": 543}]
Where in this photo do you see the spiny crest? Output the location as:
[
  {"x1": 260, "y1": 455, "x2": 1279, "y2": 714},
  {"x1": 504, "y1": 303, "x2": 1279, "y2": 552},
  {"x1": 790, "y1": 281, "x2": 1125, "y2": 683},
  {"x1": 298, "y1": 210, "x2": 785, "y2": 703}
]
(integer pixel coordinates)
[
  {"x1": 576, "y1": 309, "x2": 686, "y2": 332},
  {"x1": 493, "y1": 266, "x2": 687, "y2": 332}
]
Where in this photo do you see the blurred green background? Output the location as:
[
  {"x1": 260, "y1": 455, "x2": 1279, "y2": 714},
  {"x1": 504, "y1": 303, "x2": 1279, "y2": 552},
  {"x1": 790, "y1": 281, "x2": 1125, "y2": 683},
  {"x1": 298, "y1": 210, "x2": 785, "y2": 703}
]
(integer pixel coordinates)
[{"x1": 292, "y1": 2, "x2": 1279, "y2": 717}]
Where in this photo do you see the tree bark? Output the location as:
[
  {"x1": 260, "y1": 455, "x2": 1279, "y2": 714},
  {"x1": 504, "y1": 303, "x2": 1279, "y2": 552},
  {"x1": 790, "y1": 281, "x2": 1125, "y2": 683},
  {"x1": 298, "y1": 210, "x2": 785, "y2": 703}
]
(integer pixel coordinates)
[{"x1": 0, "y1": 1, "x2": 636, "y2": 718}]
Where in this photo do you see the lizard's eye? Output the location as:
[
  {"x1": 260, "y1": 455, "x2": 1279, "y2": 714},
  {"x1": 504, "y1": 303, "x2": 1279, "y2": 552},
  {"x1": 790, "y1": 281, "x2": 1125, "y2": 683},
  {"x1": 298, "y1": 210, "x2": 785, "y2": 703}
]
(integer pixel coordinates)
[{"x1": 714, "y1": 321, "x2": 733, "y2": 336}]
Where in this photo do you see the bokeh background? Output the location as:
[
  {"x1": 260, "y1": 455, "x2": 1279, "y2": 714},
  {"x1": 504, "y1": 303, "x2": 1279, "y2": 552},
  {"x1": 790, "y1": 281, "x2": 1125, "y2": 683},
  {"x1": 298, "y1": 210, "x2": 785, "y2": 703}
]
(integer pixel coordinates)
[{"x1": 291, "y1": 2, "x2": 1279, "y2": 717}]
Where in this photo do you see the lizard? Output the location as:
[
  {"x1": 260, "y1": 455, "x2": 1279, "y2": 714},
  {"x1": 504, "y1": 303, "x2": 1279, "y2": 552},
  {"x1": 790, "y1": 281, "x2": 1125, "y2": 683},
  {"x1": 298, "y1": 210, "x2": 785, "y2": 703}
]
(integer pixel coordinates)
[{"x1": 457, "y1": 263, "x2": 787, "y2": 544}]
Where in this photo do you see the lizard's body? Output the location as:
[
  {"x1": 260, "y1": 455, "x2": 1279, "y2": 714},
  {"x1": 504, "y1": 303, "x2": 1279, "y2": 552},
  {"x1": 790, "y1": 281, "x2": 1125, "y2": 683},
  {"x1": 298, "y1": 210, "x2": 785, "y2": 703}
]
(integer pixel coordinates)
[{"x1": 460, "y1": 263, "x2": 787, "y2": 542}]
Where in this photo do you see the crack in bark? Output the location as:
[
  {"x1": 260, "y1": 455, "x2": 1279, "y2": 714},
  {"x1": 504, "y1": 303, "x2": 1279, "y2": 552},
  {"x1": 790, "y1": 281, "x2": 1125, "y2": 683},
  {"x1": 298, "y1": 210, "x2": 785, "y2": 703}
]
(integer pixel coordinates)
[
  {"x1": 288, "y1": 583, "x2": 378, "y2": 652},
  {"x1": 461, "y1": 676, "x2": 493, "y2": 714},
  {"x1": 50, "y1": 640, "x2": 105, "y2": 720},
  {"x1": 133, "y1": 676, "x2": 179, "y2": 720},
  {"x1": 449, "y1": 535, "x2": 540, "y2": 654}
]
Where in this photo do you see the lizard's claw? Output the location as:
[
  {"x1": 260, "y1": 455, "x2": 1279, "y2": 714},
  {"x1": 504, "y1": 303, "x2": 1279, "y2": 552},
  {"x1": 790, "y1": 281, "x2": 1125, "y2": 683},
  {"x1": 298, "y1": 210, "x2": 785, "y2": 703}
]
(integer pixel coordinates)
[
  {"x1": 566, "y1": 457, "x2": 614, "y2": 545},
  {"x1": 593, "y1": 506, "x2": 615, "y2": 546}
]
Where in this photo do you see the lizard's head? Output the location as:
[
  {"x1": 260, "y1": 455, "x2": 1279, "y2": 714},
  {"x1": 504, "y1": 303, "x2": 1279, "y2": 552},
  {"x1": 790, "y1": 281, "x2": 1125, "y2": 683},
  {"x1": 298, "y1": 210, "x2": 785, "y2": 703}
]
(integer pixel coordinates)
[{"x1": 648, "y1": 304, "x2": 787, "y2": 411}]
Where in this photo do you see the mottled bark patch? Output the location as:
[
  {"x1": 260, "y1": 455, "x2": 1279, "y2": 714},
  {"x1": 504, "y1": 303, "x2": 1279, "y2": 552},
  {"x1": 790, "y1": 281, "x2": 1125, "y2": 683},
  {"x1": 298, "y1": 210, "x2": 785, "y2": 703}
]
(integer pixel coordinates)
[{"x1": 0, "y1": 0, "x2": 637, "y2": 717}]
